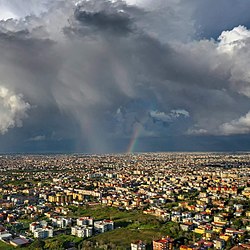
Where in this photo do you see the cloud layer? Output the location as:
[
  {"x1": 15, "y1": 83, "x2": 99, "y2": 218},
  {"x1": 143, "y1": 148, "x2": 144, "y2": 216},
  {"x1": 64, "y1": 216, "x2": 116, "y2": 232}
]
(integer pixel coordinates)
[
  {"x1": 0, "y1": 86, "x2": 30, "y2": 134},
  {"x1": 0, "y1": 0, "x2": 250, "y2": 152}
]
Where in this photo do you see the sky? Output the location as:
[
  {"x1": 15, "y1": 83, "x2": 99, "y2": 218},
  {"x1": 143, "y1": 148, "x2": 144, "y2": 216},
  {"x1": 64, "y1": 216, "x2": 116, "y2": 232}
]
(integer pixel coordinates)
[{"x1": 1, "y1": 0, "x2": 250, "y2": 153}]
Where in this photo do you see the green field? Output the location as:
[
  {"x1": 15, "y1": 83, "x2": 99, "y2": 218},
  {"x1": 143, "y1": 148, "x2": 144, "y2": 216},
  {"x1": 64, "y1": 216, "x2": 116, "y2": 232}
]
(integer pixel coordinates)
[
  {"x1": 0, "y1": 241, "x2": 17, "y2": 250},
  {"x1": 67, "y1": 205, "x2": 189, "y2": 249},
  {"x1": 90, "y1": 228, "x2": 164, "y2": 249},
  {"x1": 0, "y1": 205, "x2": 193, "y2": 250}
]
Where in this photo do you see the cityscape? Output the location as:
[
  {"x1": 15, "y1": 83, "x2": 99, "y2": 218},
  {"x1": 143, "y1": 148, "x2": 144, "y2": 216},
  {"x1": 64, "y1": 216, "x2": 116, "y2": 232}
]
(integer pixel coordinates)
[
  {"x1": 0, "y1": 153, "x2": 249, "y2": 249},
  {"x1": 1, "y1": 0, "x2": 250, "y2": 249}
]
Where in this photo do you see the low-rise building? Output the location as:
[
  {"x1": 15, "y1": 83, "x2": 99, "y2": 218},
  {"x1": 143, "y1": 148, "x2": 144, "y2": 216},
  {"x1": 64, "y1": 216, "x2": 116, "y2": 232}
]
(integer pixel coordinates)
[
  {"x1": 71, "y1": 225, "x2": 93, "y2": 238},
  {"x1": 94, "y1": 220, "x2": 114, "y2": 233},
  {"x1": 10, "y1": 237, "x2": 29, "y2": 247},
  {"x1": 131, "y1": 240, "x2": 146, "y2": 250},
  {"x1": 153, "y1": 236, "x2": 174, "y2": 250},
  {"x1": 34, "y1": 227, "x2": 53, "y2": 239},
  {"x1": 51, "y1": 217, "x2": 71, "y2": 228},
  {"x1": 77, "y1": 217, "x2": 94, "y2": 226}
]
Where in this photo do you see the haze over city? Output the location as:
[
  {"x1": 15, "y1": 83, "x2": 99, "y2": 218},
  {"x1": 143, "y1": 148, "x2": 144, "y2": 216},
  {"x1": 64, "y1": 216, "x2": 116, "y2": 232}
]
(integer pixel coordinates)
[{"x1": 1, "y1": 0, "x2": 250, "y2": 153}]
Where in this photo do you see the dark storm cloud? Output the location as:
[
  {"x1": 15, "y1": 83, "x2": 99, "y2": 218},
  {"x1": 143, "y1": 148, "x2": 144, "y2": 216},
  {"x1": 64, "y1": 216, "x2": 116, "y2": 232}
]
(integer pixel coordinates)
[
  {"x1": 74, "y1": 8, "x2": 132, "y2": 35},
  {"x1": 0, "y1": 29, "x2": 59, "y2": 106},
  {"x1": 1, "y1": 0, "x2": 250, "y2": 152}
]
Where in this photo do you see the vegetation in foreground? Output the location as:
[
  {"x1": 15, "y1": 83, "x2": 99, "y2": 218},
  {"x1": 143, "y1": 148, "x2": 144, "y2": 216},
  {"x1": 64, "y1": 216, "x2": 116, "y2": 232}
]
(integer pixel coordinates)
[{"x1": 0, "y1": 204, "x2": 194, "y2": 250}]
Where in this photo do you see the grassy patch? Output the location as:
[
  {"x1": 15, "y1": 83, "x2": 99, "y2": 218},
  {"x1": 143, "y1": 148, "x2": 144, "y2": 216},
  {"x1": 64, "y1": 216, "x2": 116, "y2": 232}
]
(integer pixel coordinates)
[
  {"x1": 0, "y1": 241, "x2": 17, "y2": 250},
  {"x1": 66, "y1": 205, "x2": 187, "y2": 249},
  {"x1": 69, "y1": 205, "x2": 159, "y2": 224},
  {"x1": 90, "y1": 228, "x2": 164, "y2": 249},
  {"x1": 43, "y1": 234, "x2": 83, "y2": 250},
  {"x1": 1, "y1": 206, "x2": 194, "y2": 249}
]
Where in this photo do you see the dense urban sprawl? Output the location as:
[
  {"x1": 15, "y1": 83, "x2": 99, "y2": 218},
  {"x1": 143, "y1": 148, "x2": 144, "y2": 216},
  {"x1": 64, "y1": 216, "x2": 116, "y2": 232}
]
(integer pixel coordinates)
[{"x1": 0, "y1": 153, "x2": 249, "y2": 249}]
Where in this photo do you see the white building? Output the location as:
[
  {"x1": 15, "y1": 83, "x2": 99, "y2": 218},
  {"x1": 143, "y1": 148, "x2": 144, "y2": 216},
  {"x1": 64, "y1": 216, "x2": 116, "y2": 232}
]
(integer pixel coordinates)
[
  {"x1": 51, "y1": 217, "x2": 71, "y2": 228},
  {"x1": 0, "y1": 231, "x2": 12, "y2": 241},
  {"x1": 71, "y1": 225, "x2": 93, "y2": 238},
  {"x1": 77, "y1": 217, "x2": 94, "y2": 226},
  {"x1": 94, "y1": 220, "x2": 114, "y2": 233},
  {"x1": 34, "y1": 227, "x2": 53, "y2": 239},
  {"x1": 29, "y1": 222, "x2": 41, "y2": 233},
  {"x1": 29, "y1": 221, "x2": 48, "y2": 233},
  {"x1": 131, "y1": 240, "x2": 146, "y2": 250}
]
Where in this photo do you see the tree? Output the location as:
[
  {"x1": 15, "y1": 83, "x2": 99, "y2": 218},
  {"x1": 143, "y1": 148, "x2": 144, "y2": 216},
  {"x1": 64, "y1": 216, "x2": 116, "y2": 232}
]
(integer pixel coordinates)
[
  {"x1": 232, "y1": 219, "x2": 243, "y2": 229},
  {"x1": 29, "y1": 239, "x2": 45, "y2": 250}
]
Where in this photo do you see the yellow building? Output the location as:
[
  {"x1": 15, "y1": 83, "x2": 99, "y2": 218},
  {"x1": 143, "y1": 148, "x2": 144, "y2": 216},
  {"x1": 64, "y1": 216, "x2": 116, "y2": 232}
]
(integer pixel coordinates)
[
  {"x1": 212, "y1": 226, "x2": 223, "y2": 233},
  {"x1": 205, "y1": 231, "x2": 216, "y2": 240},
  {"x1": 242, "y1": 187, "x2": 250, "y2": 198},
  {"x1": 48, "y1": 195, "x2": 56, "y2": 203},
  {"x1": 194, "y1": 227, "x2": 205, "y2": 234},
  {"x1": 219, "y1": 235, "x2": 230, "y2": 242}
]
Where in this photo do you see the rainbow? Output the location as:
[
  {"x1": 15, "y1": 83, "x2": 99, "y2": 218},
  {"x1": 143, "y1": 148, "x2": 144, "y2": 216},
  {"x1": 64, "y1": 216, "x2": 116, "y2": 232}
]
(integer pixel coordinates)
[{"x1": 127, "y1": 121, "x2": 144, "y2": 153}]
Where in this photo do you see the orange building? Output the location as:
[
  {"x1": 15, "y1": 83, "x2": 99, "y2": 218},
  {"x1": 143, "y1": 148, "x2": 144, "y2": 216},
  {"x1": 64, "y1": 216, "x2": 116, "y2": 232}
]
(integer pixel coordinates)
[{"x1": 153, "y1": 236, "x2": 174, "y2": 250}]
